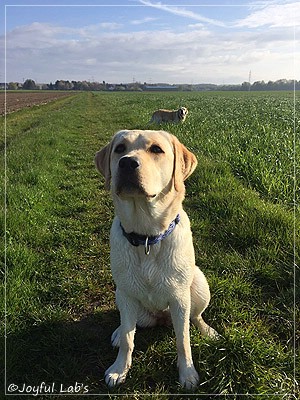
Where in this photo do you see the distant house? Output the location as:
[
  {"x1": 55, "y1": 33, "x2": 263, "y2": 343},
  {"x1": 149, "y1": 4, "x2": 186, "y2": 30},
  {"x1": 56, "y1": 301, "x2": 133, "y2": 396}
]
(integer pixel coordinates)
[{"x1": 144, "y1": 85, "x2": 179, "y2": 91}]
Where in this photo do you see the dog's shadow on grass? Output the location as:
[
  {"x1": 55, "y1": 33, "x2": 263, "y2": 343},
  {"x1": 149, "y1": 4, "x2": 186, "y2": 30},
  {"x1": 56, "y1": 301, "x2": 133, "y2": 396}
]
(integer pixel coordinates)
[{"x1": 6, "y1": 309, "x2": 173, "y2": 395}]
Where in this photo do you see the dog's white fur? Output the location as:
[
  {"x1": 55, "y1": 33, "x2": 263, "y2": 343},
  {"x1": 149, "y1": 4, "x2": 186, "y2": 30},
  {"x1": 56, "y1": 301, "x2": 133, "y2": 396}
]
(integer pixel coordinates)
[
  {"x1": 149, "y1": 106, "x2": 188, "y2": 124},
  {"x1": 95, "y1": 129, "x2": 217, "y2": 389}
]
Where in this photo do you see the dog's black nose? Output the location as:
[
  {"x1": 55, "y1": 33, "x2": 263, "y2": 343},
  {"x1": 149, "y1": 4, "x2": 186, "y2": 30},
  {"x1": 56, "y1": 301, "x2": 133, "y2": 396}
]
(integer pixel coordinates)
[{"x1": 119, "y1": 156, "x2": 140, "y2": 170}]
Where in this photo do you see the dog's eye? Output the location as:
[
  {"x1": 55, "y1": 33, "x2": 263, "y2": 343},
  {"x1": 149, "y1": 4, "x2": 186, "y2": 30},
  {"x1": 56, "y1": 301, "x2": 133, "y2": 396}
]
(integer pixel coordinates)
[
  {"x1": 114, "y1": 144, "x2": 126, "y2": 154},
  {"x1": 150, "y1": 145, "x2": 164, "y2": 154}
]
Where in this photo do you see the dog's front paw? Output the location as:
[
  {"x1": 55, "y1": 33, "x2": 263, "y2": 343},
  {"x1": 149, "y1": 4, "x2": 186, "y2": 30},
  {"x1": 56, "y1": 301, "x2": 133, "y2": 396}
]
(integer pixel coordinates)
[
  {"x1": 105, "y1": 363, "x2": 128, "y2": 387},
  {"x1": 179, "y1": 365, "x2": 199, "y2": 390},
  {"x1": 205, "y1": 326, "x2": 220, "y2": 339}
]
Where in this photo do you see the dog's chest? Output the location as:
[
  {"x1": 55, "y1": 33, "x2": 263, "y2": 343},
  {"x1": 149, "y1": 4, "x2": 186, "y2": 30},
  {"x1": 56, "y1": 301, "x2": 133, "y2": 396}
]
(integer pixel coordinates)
[
  {"x1": 120, "y1": 246, "x2": 174, "y2": 287},
  {"x1": 110, "y1": 216, "x2": 194, "y2": 311},
  {"x1": 111, "y1": 243, "x2": 190, "y2": 311},
  {"x1": 129, "y1": 253, "x2": 176, "y2": 310}
]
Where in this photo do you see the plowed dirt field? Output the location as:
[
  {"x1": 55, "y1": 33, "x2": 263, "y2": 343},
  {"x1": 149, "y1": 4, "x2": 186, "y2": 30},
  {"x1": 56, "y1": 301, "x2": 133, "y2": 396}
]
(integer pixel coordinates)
[{"x1": 0, "y1": 91, "x2": 75, "y2": 115}]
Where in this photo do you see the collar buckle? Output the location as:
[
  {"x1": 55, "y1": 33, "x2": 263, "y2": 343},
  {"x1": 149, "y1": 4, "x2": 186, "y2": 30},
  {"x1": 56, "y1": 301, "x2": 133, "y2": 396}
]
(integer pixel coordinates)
[{"x1": 144, "y1": 237, "x2": 150, "y2": 255}]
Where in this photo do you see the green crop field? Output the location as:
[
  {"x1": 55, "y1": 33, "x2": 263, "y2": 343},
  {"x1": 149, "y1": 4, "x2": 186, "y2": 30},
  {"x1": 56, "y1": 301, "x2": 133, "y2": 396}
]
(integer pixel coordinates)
[{"x1": 1, "y1": 91, "x2": 299, "y2": 398}]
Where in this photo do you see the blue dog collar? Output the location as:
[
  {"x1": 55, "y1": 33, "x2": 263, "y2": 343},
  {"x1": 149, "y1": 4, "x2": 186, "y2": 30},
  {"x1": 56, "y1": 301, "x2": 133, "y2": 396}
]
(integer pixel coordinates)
[{"x1": 120, "y1": 214, "x2": 180, "y2": 255}]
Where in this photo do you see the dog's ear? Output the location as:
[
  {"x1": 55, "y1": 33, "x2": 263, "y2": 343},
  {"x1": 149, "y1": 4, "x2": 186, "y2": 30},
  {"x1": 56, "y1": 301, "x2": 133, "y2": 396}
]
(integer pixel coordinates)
[
  {"x1": 95, "y1": 140, "x2": 114, "y2": 190},
  {"x1": 172, "y1": 135, "x2": 197, "y2": 192}
]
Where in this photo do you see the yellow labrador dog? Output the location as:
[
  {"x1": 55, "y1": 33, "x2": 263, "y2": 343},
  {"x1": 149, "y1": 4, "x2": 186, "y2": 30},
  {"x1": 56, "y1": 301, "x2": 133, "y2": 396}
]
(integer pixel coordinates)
[
  {"x1": 95, "y1": 129, "x2": 217, "y2": 389},
  {"x1": 149, "y1": 106, "x2": 188, "y2": 124}
]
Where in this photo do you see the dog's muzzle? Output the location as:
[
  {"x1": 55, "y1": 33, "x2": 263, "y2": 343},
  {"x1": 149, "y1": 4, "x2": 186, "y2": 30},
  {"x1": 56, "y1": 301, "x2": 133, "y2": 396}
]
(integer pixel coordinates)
[{"x1": 116, "y1": 156, "x2": 143, "y2": 195}]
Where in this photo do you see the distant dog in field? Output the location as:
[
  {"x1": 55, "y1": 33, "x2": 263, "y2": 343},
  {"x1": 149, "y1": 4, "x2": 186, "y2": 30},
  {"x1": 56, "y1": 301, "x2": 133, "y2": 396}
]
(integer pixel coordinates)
[
  {"x1": 95, "y1": 129, "x2": 218, "y2": 390},
  {"x1": 149, "y1": 106, "x2": 188, "y2": 124}
]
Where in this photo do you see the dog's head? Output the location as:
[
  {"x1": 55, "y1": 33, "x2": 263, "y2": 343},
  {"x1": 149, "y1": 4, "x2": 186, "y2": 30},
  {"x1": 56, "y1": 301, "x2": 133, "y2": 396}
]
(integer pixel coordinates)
[
  {"x1": 178, "y1": 107, "x2": 188, "y2": 120},
  {"x1": 95, "y1": 130, "x2": 197, "y2": 199}
]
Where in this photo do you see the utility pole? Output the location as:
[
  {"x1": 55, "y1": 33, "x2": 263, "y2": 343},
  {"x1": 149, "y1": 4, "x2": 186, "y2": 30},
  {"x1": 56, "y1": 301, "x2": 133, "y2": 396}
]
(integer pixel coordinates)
[{"x1": 248, "y1": 70, "x2": 252, "y2": 91}]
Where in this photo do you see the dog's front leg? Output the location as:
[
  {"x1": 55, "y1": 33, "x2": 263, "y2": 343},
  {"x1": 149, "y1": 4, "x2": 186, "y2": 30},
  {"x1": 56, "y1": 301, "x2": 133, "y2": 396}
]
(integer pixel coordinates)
[
  {"x1": 169, "y1": 297, "x2": 199, "y2": 390},
  {"x1": 105, "y1": 289, "x2": 138, "y2": 387}
]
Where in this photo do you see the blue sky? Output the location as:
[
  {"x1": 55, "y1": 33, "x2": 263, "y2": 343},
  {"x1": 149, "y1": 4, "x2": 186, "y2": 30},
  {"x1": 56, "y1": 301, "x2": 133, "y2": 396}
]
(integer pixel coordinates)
[{"x1": 2, "y1": 0, "x2": 299, "y2": 84}]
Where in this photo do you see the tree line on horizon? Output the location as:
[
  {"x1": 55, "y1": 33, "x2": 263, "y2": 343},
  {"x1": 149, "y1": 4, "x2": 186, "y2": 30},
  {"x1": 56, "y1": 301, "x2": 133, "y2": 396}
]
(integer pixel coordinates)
[{"x1": 5, "y1": 78, "x2": 300, "y2": 91}]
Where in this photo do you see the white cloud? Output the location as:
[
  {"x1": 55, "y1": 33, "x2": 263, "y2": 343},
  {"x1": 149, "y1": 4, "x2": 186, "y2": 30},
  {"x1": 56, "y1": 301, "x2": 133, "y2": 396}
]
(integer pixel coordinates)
[
  {"x1": 248, "y1": 0, "x2": 288, "y2": 10},
  {"x1": 3, "y1": 6, "x2": 299, "y2": 85},
  {"x1": 6, "y1": 22, "x2": 75, "y2": 48},
  {"x1": 78, "y1": 22, "x2": 123, "y2": 38},
  {"x1": 85, "y1": 58, "x2": 97, "y2": 66},
  {"x1": 130, "y1": 17, "x2": 157, "y2": 25},
  {"x1": 235, "y1": 1, "x2": 300, "y2": 28},
  {"x1": 188, "y1": 23, "x2": 205, "y2": 29}
]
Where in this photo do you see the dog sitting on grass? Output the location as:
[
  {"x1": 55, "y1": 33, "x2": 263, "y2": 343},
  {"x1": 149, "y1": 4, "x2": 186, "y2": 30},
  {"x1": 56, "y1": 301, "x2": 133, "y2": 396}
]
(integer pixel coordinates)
[{"x1": 95, "y1": 129, "x2": 218, "y2": 389}]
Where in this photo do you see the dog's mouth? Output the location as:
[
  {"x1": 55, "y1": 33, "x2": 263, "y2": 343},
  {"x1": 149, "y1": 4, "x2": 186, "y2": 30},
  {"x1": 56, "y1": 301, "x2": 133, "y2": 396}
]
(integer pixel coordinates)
[
  {"x1": 116, "y1": 180, "x2": 157, "y2": 200},
  {"x1": 117, "y1": 188, "x2": 157, "y2": 200},
  {"x1": 146, "y1": 193, "x2": 157, "y2": 200}
]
